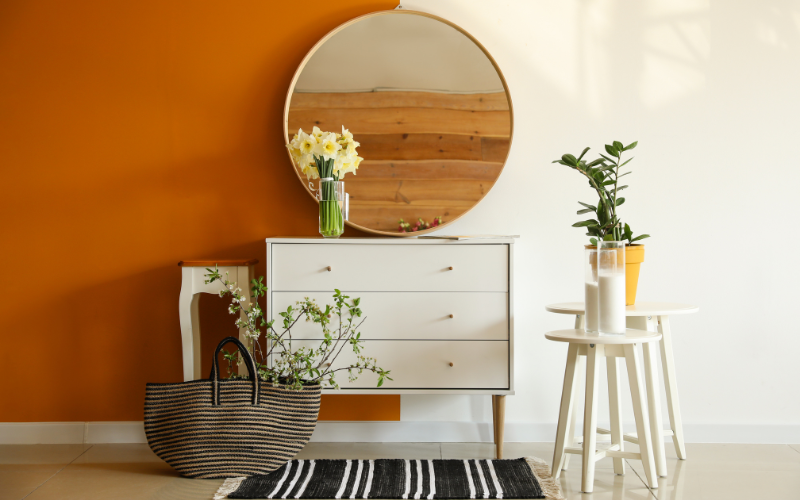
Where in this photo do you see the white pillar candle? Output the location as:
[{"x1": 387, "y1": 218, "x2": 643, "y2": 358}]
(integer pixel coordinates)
[
  {"x1": 585, "y1": 282, "x2": 599, "y2": 332},
  {"x1": 599, "y1": 273, "x2": 626, "y2": 334}
]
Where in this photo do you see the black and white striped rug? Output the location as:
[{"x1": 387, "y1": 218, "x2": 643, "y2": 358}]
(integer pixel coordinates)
[{"x1": 214, "y1": 457, "x2": 563, "y2": 500}]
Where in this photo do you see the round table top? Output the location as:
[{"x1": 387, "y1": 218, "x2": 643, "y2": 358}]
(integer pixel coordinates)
[
  {"x1": 545, "y1": 328, "x2": 661, "y2": 345},
  {"x1": 545, "y1": 301, "x2": 699, "y2": 316}
]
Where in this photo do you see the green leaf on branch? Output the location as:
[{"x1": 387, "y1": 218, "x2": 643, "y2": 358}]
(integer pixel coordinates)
[
  {"x1": 625, "y1": 141, "x2": 638, "y2": 150},
  {"x1": 631, "y1": 234, "x2": 650, "y2": 242},
  {"x1": 562, "y1": 154, "x2": 578, "y2": 166},
  {"x1": 613, "y1": 141, "x2": 624, "y2": 151},
  {"x1": 577, "y1": 208, "x2": 594, "y2": 214},
  {"x1": 578, "y1": 201, "x2": 597, "y2": 210},
  {"x1": 577, "y1": 147, "x2": 590, "y2": 161},
  {"x1": 616, "y1": 197, "x2": 625, "y2": 206},
  {"x1": 605, "y1": 144, "x2": 619, "y2": 157},
  {"x1": 572, "y1": 219, "x2": 599, "y2": 227}
]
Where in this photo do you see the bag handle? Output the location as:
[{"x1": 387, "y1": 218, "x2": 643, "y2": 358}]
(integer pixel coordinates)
[{"x1": 209, "y1": 336, "x2": 260, "y2": 406}]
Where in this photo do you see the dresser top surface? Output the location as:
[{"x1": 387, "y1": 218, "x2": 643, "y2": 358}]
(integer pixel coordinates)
[{"x1": 265, "y1": 236, "x2": 516, "y2": 244}]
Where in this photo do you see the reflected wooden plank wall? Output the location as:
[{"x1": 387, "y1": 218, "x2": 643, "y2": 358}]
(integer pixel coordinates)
[{"x1": 288, "y1": 91, "x2": 511, "y2": 232}]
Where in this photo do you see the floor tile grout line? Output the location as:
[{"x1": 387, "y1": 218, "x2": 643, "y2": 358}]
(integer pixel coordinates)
[
  {"x1": 624, "y1": 459, "x2": 659, "y2": 499},
  {"x1": 21, "y1": 445, "x2": 94, "y2": 500},
  {"x1": 789, "y1": 444, "x2": 800, "y2": 456}
]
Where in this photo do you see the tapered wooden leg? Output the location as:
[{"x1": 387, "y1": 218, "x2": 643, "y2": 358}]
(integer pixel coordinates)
[
  {"x1": 624, "y1": 344, "x2": 658, "y2": 489},
  {"x1": 659, "y1": 316, "x2": 687, "y2": 460},
  {"x1": 552, "y1": 343, "x2": 580, "y2": 478},
  {"x1": 643, "y1": 339, "x2": 667, "y2": 477},
  {"x1": 492, "y1": 395, "x2": 498, "y2": 452},
  {"x1": 562, "y1": 355, "x2": 583, "y2": 471},
  {"x1": 562, "y1": 314, "x2": 585, "y2": 471},
  {"x1": 179, "y1": 271, "x2": 202, "y2": 381},
  {"x1": 581, "y1": 344, "x2": 601, "y2": 493},
  {"x1": 494, "y1": 395, "x2": 505, "y2": 459},
  {"x1": 606, "y1": 356, "x2": 625, "y2": 475}
]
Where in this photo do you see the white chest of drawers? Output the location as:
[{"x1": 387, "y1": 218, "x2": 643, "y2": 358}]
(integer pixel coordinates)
[{"x1": 266, "y1": 237, "x2": 515, "y2": 456}]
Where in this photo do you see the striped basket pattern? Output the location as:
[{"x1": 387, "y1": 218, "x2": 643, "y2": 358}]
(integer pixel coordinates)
[{"x1": 144, "y1": 337, "x2": 322, "y2": 479}]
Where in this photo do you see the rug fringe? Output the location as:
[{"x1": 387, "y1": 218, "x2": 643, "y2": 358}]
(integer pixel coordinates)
[
  {"x1": 524, "y1": 456, "x2": 565, "y2": 500},
  {"x1": 214, "y1": 476, "x2": 246, "y2": 500}
]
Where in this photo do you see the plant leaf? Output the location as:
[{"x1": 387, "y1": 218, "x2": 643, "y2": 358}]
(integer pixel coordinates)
[
  {"x1": 587, "y1": 158, "x2": 605, "y2": 167},
  {"x1": 615, "y1": 197, "x2": 625, "y2": 206},
  {"x1": 577, "y1": 201, "x2": 597, "y2": 210},
  {"x1": 605, "y1": 144, "x2": 619, "y2": 157},
  {"x1": 619, "y1": 157, "x2": 633, "y2": 168},
  {"x1": 577, "y1": 208, "x2": 594, "y2": 214},
  {"x1": 572, "y1": 219, "x2": 599, "y2": 228},
  {"x1": 625, "y1": 141, "x2": 638, "y2": 150},
  {"x1": 616, "y1": 185, "x2": 628, "y2": 191},
  {"x1": 631, "y1": 234, "x2": 650, "y2": 242},
  {"x1": 577, "y1": 147, "x2": 590, "y2": 161},
  {"x1": 613, "y1": 141, "x2": 624, "y2": 151},
  {"x1": 562, "y1": 154, "x2": 577, "y2": 166}
]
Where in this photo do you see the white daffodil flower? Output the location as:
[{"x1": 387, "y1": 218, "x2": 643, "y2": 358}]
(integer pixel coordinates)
[
  {"x1": 340, "y1": 126, "x2": 353, "y2": 142},
  {"x1": 315, "y1": 132, "x2": 342, "y2": 161},
  {"x1": 302, "y1": 161, "x2": 319, "y2": 180},
  {"x1": 312, "y1": 126, "x2": 324, "y2": 140}
]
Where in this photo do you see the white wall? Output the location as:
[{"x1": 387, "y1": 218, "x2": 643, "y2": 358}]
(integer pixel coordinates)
[{"x1": 399, "y1": 0, "x2": 800, "y2": 443}]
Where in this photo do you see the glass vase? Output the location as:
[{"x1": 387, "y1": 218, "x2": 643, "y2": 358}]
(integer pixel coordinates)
[
  {"x1": 598, "y1": 240, "x2": 626, "y2": 335},
  {"x1": 584, "y1": 246, "x2": 599, "y2": 333},
  {"x1": 317, "y1": 179, "x2": 345, "y2": 238}
]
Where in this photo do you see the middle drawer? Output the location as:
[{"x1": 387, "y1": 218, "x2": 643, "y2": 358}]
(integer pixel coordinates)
[{"x1": 271, "y1": 291, "x2": 508, "y2": 341}]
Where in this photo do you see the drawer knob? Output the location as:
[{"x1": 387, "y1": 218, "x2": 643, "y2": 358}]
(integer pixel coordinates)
[
  {"x1": 326, "y1": 266, "x2": 332, "y2": 272},
  {"x1": 449, "y1": 362, "x2": 454, "y2": 367},
  {"x1": 448, "y1": 266, "x2": 454, "y2": 271},
  {"x1": 449, "y1": 314, "x2": 454, "y2": 319}
]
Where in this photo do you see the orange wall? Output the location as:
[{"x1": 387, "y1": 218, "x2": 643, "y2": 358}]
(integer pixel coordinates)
[{"x1": 0, "y1": 0, "x2": 399, "y2": 422}]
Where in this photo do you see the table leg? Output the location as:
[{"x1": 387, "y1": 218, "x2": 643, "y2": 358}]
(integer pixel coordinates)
[
  {"x1": 179, "y1": 273, "x2": 202, "y2": 381},
  {"x1": 606, "y1": 356, "x2": 625, "y2": 475},
  {"x1": 659, "y1": 315, "x2": 687, "y2": 459},
  {"x1": 562, "y1": 355, "x2": 583, "y2": 471},
  {"x1": 552, "y1": 343, "x2": 579, "y2": 478},
  {"x1": 643, "y1": 339, "x2": 667, "y2": 477},
  {"x1": 237, "y1": 265, "x2": 255, "y2": 376},
  {"x1": 624, "y1": 344, "x2": 657, "y2": 489},
  {"x1": 581, "y1": 343, "x2": 601, "y2": 493}
]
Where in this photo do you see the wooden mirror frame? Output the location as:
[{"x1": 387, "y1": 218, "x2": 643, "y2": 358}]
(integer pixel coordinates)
[{"x1": 283, "y1": 9, "x2": 514, "y2": 237}]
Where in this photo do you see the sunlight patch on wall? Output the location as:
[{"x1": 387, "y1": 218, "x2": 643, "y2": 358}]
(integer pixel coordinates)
[{"x1": 640, "y1": 8, "x2": 709, "y2": 109}]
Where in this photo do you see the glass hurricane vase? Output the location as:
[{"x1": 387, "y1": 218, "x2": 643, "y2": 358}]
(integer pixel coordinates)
[{"x1": 317, "y1": 179, "x2": 345, "y2": 238}]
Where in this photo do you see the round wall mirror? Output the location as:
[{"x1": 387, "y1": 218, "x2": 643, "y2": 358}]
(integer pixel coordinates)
[{"x1": 284, "y1": 10, "x2": 513, "y2": 236}]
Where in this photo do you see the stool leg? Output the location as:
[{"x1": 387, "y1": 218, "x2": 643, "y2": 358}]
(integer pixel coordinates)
[
  {"x1": 562, "y1": 355, "x2": 583, "y2": 471},
  {"x1": 643, "y1": 339, "x2": 667, "y2": 477},
  {"x1": 659, "y1": 316, "x2": 687, "y2": 460},
  {"x1": 606, "y1": 356, "x2": 625, "y2": 475},
  {"x1": 552, "y1": 343, "x2": 580, "y2": 478},
  {"x1": 179, "y1": 270, "x2": 202, "y2": 381},
  {"x1": 581, "y1": 343, "x2": 601, "y2": 493},
  {"x1": 624, "y1": 344, "x2": 658, "y2": 489}
]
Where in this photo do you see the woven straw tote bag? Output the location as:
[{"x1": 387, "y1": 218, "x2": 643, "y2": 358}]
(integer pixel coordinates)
[{"x1": 144, "y1": 337, "x2": 322, "y2": 479}]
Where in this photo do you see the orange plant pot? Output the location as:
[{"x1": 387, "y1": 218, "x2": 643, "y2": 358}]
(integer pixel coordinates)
[
  {"x1": 585, "y1": 244, "x2": 645, "y2": 305},
  {"x1": 625, "y1": 244, "x2": 645, "y2": 305}
]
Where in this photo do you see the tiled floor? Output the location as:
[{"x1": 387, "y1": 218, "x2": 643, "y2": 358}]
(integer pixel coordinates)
[{"x1": 1, "y1": 442, "x2": 799, "y2": 500}]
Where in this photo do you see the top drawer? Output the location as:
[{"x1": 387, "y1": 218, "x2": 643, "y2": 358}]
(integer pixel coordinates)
[{"x1": 270, "y1": 243, "x2": 508, "y2": 292}]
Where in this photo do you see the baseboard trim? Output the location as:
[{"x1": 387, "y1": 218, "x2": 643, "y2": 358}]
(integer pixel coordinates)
[{"x1": 2, "y1": 421, "x2": 798, "y2": 445}]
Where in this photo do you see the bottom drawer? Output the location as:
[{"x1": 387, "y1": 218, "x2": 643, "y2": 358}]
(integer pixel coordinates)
[{"x1": 283, "y1": 340, "x2": 509, "y2": 390}]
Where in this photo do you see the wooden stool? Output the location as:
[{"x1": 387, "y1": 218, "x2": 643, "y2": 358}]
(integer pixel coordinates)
[
  {"x1": 547, "y1": 329, "x2": 661, "y2": 492},
  {"x1": 178, "y1": 259, "x2": 257, "y2": 381},
  {"x1": 546, "y1": 301, "x2": 697, "y2": 465}
]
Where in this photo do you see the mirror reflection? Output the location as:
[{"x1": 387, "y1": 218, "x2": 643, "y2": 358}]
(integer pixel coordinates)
[{"x1": 287, "y1": 12, "x2": 512, "y2": 234}]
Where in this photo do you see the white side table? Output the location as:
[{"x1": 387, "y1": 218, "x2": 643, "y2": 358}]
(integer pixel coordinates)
[
  {"x1": 548, "y1": 328, "x2": 660, "y2": 492},
  {"x1": 545, "y1": 301, "x2": 698, "y2": 471},
  {"x1": 178, "y1": 259, "x2": 257, "y2": 381}
]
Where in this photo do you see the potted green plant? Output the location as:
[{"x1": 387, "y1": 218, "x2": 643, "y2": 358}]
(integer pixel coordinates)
[{"x1": 553, "y1": 141, "x2": 650, "y2": 305}]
